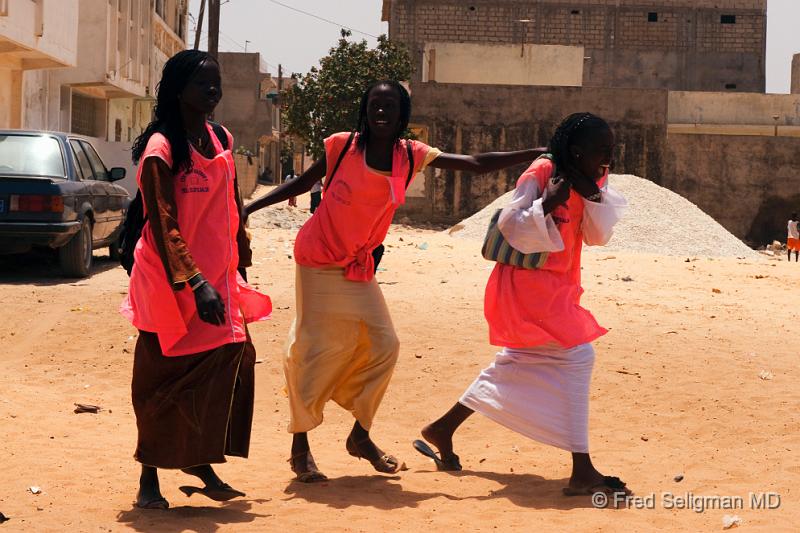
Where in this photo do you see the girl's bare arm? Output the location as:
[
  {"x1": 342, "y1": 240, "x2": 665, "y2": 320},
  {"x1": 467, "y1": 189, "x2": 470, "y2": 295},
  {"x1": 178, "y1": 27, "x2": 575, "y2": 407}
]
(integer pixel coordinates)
[
  {"x1": 245, "y1": 157, "x2": 326, "y2": 216},
  {"x1": 428, "y1": 147, "x2": 548, "y2": 174}
]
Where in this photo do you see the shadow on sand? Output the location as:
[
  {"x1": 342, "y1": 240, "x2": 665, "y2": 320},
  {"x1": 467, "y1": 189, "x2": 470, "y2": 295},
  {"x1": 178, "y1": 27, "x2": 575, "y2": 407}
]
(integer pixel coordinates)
[
  {"x1": 116, "y1": 499, "x2": 273, "y2": 533},
  {"x1": 283, "y1": 470, "x2": 597, "y2": 511},
  {"x1": 0, "y1": 249, "x2": 120, "y2": 286}
]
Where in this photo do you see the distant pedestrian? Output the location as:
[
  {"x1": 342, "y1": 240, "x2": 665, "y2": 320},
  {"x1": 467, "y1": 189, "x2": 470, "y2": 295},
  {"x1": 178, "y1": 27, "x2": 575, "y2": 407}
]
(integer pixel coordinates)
[
  {"x1": 788, "y1": 212, "x2": 799, "y2": 262},
  {"x1": 122, "y1": 49, "x2": 271, "y2": 510},
  {"x1": 310, "y1": 179, "x2": 323, "y2": 213},
  {"x1": 286, "y1": 171, "x2": 299, "y2": 207}
]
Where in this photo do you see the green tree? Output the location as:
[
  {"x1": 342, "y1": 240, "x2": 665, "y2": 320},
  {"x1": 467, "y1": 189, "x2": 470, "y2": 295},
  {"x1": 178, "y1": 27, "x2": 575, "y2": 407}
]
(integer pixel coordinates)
[{"x1": 282, "y1": 29, "x2": 412, "y2": 160}]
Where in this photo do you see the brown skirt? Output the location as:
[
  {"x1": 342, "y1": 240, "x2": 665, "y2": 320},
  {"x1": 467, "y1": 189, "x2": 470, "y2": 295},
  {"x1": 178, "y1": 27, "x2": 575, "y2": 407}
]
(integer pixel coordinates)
[{"x1": 131, "y1": 330, "x2": 255, "y2": 469}]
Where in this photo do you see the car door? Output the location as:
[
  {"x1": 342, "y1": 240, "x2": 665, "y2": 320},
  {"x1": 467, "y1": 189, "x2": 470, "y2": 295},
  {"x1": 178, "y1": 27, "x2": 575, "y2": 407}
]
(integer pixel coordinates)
[
  {"x1": 81, "y1": 141, "x2": 126, "y2": 240},
  {"x1": 69, "y1": 139, "x2": 108, "y2": 243}
]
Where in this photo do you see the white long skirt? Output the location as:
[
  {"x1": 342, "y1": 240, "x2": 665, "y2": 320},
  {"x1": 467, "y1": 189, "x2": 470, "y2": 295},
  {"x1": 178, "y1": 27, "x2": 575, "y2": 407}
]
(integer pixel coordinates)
[{"x1": 459, "y1": 343, "x2": 595, "y2": 453}]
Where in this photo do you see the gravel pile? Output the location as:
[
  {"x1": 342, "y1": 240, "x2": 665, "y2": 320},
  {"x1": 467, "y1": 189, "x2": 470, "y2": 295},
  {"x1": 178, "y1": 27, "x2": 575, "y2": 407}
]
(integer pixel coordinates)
[
  {"x1": 448, "y1": 174, "x2": 757, "y2": 258},
  {"x1": 248, "y1": 205, "x2": 310, "y2": 230},
  {"x1": 245, "y1": 185, "x2": 312, "y2": 231}
]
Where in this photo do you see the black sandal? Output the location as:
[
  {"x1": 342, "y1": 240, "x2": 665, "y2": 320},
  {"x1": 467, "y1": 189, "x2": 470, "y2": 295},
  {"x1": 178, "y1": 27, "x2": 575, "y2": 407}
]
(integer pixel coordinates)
[
  {"x1": 179, "y1": 483, "x2": 246, "y2": 501},
  {"x1": 412, "y1": 439, "x2": 462, "y2": 471},
  {"x1": 289, "y1": 451, "x2": 328, "y2": 483},
  {"x1": 346, "y1": 436, "x2": 402, "y2": 474},
  {"x1": 135, "y1": 495, "x2": 169, "y2": 510},
  {"x1": 563, "y1": 476, "x2": 631, "y2": 496}
]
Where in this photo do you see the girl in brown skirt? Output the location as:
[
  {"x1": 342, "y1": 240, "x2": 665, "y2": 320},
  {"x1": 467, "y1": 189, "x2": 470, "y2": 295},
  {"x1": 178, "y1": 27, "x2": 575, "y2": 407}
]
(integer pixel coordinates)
[{"x1": 121, "y1": 50, "x2": 271, "y2": 509}]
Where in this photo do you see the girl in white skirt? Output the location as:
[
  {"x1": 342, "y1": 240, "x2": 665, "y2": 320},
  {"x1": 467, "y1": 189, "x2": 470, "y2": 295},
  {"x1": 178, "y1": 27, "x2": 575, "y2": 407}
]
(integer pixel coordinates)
[{"x1": 414, "y1": 113, "x2": 631, "y2": 497}]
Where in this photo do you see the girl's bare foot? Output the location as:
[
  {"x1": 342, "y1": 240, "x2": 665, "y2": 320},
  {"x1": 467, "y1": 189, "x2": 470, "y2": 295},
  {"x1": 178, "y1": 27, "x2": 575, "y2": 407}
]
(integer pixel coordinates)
[{"x1": 421, "y1": 423, "x2": 456, "y2": 461}]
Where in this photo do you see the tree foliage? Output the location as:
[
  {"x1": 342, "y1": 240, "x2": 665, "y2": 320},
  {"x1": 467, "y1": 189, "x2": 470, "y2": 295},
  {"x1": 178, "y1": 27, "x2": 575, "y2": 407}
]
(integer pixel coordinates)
[{"x1": 282, "y1": 30, "x2": 412, "y2": 160}]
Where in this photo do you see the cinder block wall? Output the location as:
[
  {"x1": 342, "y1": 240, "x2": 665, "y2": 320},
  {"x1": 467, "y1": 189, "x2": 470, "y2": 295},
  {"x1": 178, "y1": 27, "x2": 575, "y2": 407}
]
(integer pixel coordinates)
[{"x1": 388, "y1": 0, "x2": 766, "y2": 92}]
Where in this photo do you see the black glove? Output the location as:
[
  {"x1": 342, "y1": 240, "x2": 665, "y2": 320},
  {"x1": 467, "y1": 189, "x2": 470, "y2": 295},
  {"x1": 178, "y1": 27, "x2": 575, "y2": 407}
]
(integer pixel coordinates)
[{"x1": 193, "y1": 277, "x2": 226, "y2": 326}]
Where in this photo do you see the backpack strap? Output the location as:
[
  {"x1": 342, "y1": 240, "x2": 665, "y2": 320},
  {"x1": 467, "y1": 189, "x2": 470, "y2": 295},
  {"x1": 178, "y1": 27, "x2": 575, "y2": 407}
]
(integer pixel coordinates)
[
  {"x1": 405, "y1": 140, "x2": 415, "y2": 190},
  {"x1": 324, "y1": 134, "x2": 415, "y2": 192},
  {"x1": 208, "y1": 121, "x2": 229, "y2": 151},
  {"x1": 324, "y1": 132, "x2": 356, "y2": 192}
]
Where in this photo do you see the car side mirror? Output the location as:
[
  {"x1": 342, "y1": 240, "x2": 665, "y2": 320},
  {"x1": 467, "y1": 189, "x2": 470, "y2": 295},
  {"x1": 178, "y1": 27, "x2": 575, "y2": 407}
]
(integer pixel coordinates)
[{"x1": 109, "y1": 167, "x2": 126, "y2": 182}]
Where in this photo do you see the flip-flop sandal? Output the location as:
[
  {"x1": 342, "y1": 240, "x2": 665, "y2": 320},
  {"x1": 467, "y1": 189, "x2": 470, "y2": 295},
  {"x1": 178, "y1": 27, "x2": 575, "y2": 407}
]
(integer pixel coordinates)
[
  {"x1": 346, "y1": 436, "x2": 403, "y2": 474},
  {"x1": 135, "y1": 496, "x2": 169, "y2": 510},
  {"x1": 289, "y1": 452, "x2": 328, "y2": 483},
  {"x1": 412, "y1": 439, "x2": 462, "y2": 471},
  {"x1": 562, "y1": 476, "x2": 630, "y2": 497},
  {"x1": 179, "y1": 484, "x2": 246, "y2": 501}
]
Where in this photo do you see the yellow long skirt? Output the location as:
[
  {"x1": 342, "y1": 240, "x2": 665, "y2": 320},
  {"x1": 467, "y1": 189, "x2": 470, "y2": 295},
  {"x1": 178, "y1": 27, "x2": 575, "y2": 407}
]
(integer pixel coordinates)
[{"x1": 284, "y1": 265, "x2": 400, "y2": 433}]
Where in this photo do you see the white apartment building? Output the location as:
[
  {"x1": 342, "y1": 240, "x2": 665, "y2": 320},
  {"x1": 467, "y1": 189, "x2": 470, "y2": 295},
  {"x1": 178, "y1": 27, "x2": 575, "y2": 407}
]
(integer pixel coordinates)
[
  {"x1": 0, "y1": 0, "x2": 79, "y2": 129},
  {"x1": 22, "y1": 0, "x2": 187, "y2": 143}
]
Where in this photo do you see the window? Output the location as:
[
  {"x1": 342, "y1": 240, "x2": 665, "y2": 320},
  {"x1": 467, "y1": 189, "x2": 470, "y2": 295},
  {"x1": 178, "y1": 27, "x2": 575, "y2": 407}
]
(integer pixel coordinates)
[
  {"x1": 0, "y1": 135, "x2": 65, "y2": 178},
  {"x1": 71, "y1": 94, "x2": 97, "y2": 137},
  {"x1": 571, "y1": 10, "x2": 580, "y2": 15},
  {"x1": 81, "y1": 141, "x2": 110, "y2": 181},
  {"x1": 721, "y1": 15, "x2": 736, "y2": 24},
  {"x1": 725, "y1": 83, "x2": 737, "y2": 90},
  {"x1": 648, "y1": 12, "x2": 658, "y2": 23},
  {"x1": 70, "y1": 141, "x2": 95, "y2": 181}
]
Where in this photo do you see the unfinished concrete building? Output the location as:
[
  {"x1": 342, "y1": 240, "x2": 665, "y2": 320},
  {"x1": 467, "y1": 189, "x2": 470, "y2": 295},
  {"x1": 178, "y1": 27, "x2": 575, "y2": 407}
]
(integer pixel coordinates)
[{"x1": 384, "y1": 0, "x2": 767, "y2": 92}]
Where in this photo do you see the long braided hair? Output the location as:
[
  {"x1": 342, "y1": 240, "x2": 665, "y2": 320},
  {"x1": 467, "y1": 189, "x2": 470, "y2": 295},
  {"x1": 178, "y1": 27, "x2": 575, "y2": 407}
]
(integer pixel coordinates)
[
  {"x1": 131, "y1": 50, "x2": 219, "y2": 173},
  {"x1": 355, "y1": 80, "x2": 412, "y2": 152},
  {"x1": 548, "y1": 112, "x2": 611, "y2": 171}
]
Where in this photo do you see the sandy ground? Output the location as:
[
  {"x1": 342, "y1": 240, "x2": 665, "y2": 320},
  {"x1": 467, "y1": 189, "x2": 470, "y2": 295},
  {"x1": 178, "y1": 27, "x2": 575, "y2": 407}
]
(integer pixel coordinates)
[{"x1": 1, "y1": 201, "x2": 799, "y2": 532}]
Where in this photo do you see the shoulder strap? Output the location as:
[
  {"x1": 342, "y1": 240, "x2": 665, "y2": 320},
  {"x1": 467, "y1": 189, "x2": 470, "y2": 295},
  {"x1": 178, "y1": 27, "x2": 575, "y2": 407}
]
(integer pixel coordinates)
[
  {"x1": 324, "y1": 132, "x2": 356, "y2": 192},
  {"x1": 536, "y1": 152, "x2": 558, "y2": 178},
  {"x1": 208, "y1": 121, "x2": 229, "y2": 150},
  {"x1": 405, "y1": 140, "x2": 415, "y2": 190}
]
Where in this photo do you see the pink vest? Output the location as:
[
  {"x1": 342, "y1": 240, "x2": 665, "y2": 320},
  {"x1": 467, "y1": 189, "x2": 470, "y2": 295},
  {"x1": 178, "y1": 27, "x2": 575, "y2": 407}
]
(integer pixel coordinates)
[
  {"x1": 294, "y1": 132, "x2": 431, "y2": 282},
  {"x1": 484, "y1": 158, "x2": 607, "y2": 349},
  {"x1": 120, "y1": 124, "x2": 271, "y2": 356}
]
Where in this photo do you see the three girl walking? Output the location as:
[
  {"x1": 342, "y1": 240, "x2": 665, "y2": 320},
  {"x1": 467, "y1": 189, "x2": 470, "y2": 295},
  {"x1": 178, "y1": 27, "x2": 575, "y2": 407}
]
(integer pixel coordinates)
[{"x1": 122, "y1": 48, "x2": 631, "y2": 507}]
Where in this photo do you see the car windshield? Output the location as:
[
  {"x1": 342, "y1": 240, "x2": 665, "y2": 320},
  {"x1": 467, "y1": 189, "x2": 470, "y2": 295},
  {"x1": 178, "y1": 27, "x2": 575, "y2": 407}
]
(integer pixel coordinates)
[{"x1": 0, "y1": 134, "x2": 65, "y2": 177}]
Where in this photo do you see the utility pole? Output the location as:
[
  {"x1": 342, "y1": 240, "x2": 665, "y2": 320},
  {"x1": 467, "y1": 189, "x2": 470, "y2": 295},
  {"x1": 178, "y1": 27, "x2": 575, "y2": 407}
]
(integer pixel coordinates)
[
  {"x1": 278, "y1": 63, "x2": 284, "y2": 179},
  {"x1": 193, "y1": 0, "x2": 206, "y2": 50},
  {"x1": 208, "y1": 0, "x2": 220, "y2": 60}
]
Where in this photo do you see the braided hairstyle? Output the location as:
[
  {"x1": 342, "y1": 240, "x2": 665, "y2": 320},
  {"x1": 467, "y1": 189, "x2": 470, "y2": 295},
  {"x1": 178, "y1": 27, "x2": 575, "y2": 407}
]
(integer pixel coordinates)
[
  {"x1": 548, "y1": 112, "x2": 611, "y2": 171},
  {"x1": 355, "y1": 80, "x2": 412, "y2": 152},
  {"x1": 132, "y1": 50, "x2": 219, "y2": 173}
]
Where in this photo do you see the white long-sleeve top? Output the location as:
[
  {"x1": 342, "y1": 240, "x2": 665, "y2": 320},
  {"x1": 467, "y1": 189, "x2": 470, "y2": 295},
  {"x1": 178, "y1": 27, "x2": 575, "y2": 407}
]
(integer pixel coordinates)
[{"x1": 497, "y1": 176, "x2": 627, "y2": 254}]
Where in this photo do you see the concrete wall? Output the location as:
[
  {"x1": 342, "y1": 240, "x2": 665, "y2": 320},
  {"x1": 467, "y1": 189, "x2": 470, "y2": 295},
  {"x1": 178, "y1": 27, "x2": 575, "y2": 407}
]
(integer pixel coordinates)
[
  {"x1": 401, "y1": 82, "x2": 800, "y2": 246},
  {"x1": 422, "y1": 42, "x2": 583, "y2": 86},
  {"x1": 387, "y1": 0, "x2": 766, "y2": 92},
  {"x1": 402, "y1": 82, "x2": 668, "y2": 221},
  {"x1": 214, "y1": 53, "x2": 274, "y2": 155},
  {"x1": 0, "y1": 69, "x2": 21, "y2": 128},
  {"x1": 664, "y1": 134, "x2": 800, "y2": 245},
  {"x1": 234, "y1": 154, "x2": 259, "y2": 199},
  {"x1": 90, "y1": 137, "x2": 138, "y2": 196},
  {"x1": 792, "y1": 54, "x2": 800, "y2": 95},
  {"x1": 668, "y1": 91, "x2": 800, "y2": 126}
]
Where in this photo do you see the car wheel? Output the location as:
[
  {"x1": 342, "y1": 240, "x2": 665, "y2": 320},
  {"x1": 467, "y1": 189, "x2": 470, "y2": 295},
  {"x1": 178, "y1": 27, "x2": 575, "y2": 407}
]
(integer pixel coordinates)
[{"x1": 59, "y1": 217, "x2": 93, "y2": 278}]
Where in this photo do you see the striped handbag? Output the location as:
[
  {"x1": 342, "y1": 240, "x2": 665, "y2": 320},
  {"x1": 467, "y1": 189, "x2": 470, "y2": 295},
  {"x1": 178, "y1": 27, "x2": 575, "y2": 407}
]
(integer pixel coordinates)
[
  {"x1": 480, "y1": 154, "x2": 554, "y2": 269},
  {"x1": 481, "y1": 209, "x2": 549, "y2": 268}
]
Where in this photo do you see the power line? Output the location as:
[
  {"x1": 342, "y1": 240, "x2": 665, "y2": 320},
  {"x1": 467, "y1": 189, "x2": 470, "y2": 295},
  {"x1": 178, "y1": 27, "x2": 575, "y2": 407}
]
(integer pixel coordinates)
[{"x1": 264, "y1": 0, "x2": 379, "y2": 39}]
